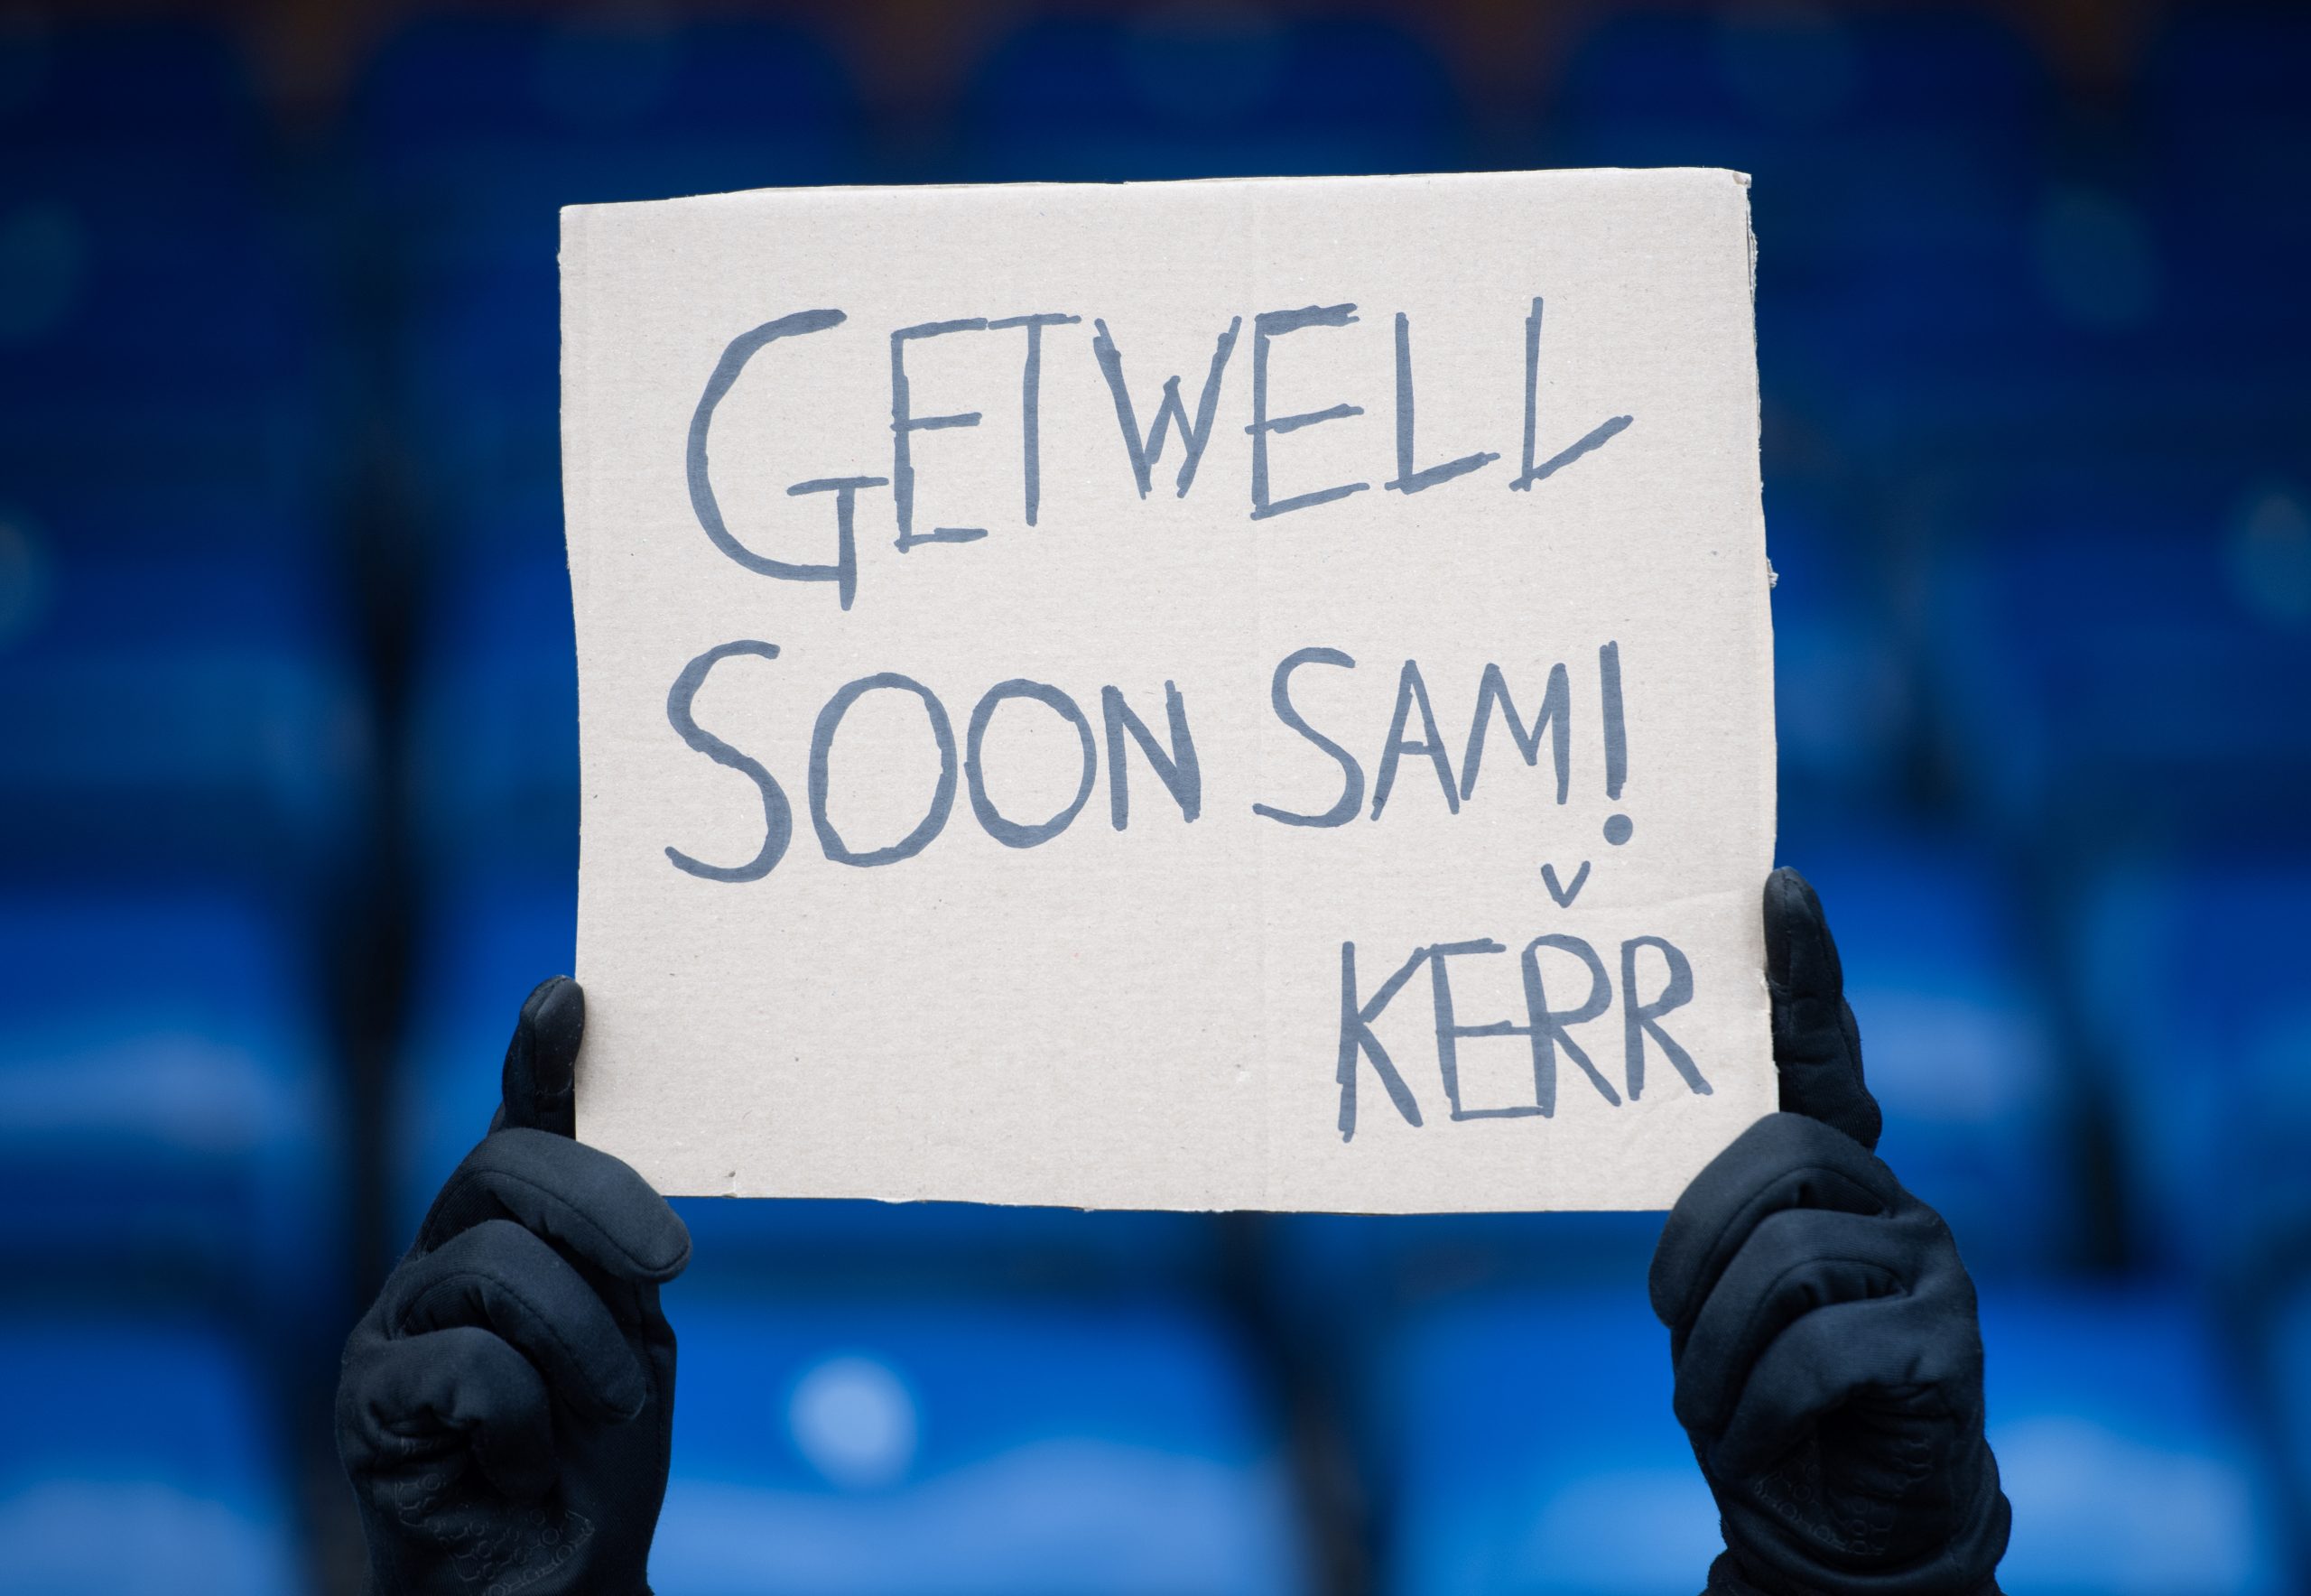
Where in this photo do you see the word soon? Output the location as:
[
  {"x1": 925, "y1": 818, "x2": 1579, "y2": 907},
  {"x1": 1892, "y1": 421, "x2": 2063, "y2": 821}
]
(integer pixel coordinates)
[
  {"x1": 1336, "y1": 933, "x2": 1707, "y2": 1141},
  {"x1": 663, "y1": 642, "x2": 1204, "y2": 881},
  {"x1": 663, "y1": 644, "x2": 1629, "y2": 880}
]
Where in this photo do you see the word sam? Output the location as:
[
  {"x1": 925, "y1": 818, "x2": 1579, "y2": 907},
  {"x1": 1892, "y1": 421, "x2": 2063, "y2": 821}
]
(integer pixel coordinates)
[
  {"x1": 687, "y1": 298, "x2": 1633, "y2": 611},
  {"x1": 1335, "y1": 933, "x2": 1707, "y2": 1141}
]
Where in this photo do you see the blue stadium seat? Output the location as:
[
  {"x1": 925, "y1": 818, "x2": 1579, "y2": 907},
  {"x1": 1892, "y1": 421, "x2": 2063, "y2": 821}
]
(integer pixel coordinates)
[
  {"x1": 1545, "y1": 10, "x2": 2158, "y2": 464},
  {"x1": 0, "y1": 16, "x2": 263, "y2": 184},
  {"x1": 1982, "y1": 1286, "x2": 2288, "y2": 1593},
  {"x1": 356, "y1": 13, "x2": 861, "y2": 218},
  {"x1": 2068, "y1": 850, "x2": 2311, "y2": 1277},
  {"x1": 0, "y1": 21, "x2": 336, "y2": 504},
  {"x1": 1710, "y1": 6, "x2": 2311, "y2": 463},
  {"x1": 353, "y1": 14, "x2": 862, "y2": 509},
  {"x1": 0, "y1": 890, "x2": 344, "y2": 1338},
  {"x1": 2143, "y1": 5, "x2": 2311, "y2": 258},
  {"x1": 393, "y1": 864, "x2": 576, "y2": 1233},
  {"x1": 391, "y1": 253, "x2": 564, "y2": 508},
  {"x1": 393, "y1": 866, "x2": 1220, "y2": 1283},
  {"x1": 2250, "y1": 1267, "x2": 2311, "y2": 1580},
  {"x1": 2136, "y1": 8, "x2": 2311, "y2": 442},
  {"x1": 404, "y1": 534, "x2": 578, "y2": 872},
  {"x1": 0, "y1": 1313, "x2": 303, "y2": 1596},
  {"x1": 1550, "y1": 7, "x2": 2046, "y2": 276},
  {"x1": 0, "y1": 187, "x2": 317, "y2": 396},
  {"x1": 0, "y1": 500, "x2": 371, "y2": 885},
  {"x1": 1787, "y1": 821, "x2": 2080, "y2": 1273},
  {"x1": 957, "y1": 14, "x2": 1466, "y2": 182},
  {"x1": 0, "y1": 192, "x2": 331, "y2": 501},
  {"x1": 1371, "y1": 1284, "x2": 2287, "y2": 1596},
  {"x1": 1784, "y1": 264, "x2": 2287, "y2": 469},
  {"x1": 1921, "y1": 464, "x2": 2311, "y2": 838},
  {"x1": 1374, "y1": 1287, "x2": 1720, "y2": 1595},
  {"x1": 1767, "y1": 483, "x2": 1916, "y2": 805},
  {"x1": 652, "y1": 1285, "x2": 1308, "y2": 1596},
  {"x1": 1261, "y1": 1210, "x2": 1665, "y2": 1374}
]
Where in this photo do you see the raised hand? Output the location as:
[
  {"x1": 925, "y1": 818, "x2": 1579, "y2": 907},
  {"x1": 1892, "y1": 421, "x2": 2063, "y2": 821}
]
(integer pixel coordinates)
[
  {"x1": 1651, "y1": 869, "x2": 2009, "y2": 1596},
  {"x1": 337, "y1": 977, "x2": 689, "y2": 1595}
]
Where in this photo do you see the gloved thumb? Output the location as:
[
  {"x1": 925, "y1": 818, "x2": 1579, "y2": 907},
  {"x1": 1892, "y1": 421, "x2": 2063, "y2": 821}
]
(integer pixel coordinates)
[
  {"x1": 1764, "y1": 868, "x2": 1881, "y2": 1152},
  {"x1": 493, "y1": 976, "x2": 583, "y2": 1138}
]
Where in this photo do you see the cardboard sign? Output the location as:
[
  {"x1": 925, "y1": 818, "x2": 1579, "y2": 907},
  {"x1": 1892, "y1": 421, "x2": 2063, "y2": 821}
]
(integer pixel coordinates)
[{"x1": 562, "y1": 169, "x2": 1776, "y2": 1212}]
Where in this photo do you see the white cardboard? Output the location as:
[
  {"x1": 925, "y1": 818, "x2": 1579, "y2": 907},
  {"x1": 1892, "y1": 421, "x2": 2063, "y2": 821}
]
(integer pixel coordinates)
[{"x1": 562, "y1": 169, "x2": 1776, "y2": 1212}]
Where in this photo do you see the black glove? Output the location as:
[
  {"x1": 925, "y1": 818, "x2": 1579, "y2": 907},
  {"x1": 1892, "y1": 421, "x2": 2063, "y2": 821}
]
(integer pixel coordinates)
[
  {"x1": 1653, "y1": 868, "x2": 2010, "y2": 1596},
  {"x1": 337, "y1": 976, "x2": 691, "y2": 1595}
]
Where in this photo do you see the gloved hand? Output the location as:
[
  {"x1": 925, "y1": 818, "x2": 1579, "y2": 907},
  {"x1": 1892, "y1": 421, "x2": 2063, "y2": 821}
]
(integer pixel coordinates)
[
  {"x1": 337, "y1": 976, "x2": 691, "y2": 1595},
  {"x1": 1653, "y1": 868, "x2": 2010, "y2": 1596}
]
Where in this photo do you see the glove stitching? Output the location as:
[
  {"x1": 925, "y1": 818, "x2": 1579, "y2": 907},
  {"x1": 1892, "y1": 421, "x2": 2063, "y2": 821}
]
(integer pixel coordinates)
[
  {"x1": 1741, "y1": 1378, "x2": 1960, "y2": 1571},
  {"x1": 376, "y1": 1429, "x2": 596, "y2": 1595}
]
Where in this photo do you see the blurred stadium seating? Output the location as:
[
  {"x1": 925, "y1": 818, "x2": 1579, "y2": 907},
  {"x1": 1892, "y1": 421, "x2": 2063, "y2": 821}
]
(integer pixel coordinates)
[
  {"x1": 1373, "y1": 1287, "x2": 1725, "y2": 1594},
  {"x1": 2068, "y1": 850, "x2": 2311, "y2": 1279},
  {"x1": 955, "y1": 11, "x2": 1466, "y2": 181},
  {"x1": 0, "y1": 888, "x2": 346, "y2": 1341},
  {"x1": 654, "y1": 1286, "x2": 1307, "y2": 1596},
  {"x1": 1918, "y1": 461, "x2": 2311, "y2": 840},
  {"x1": 1983, "y1": 1288, "x2": 2290, "y2": 1593},
  {"x1": 2, "y1": 3, "x2": 2306, "y2": 1591},
  {"x1": 0, "y1": 20, "x2": 343, "y2": 501},
  {"x1": 350, "y1": 14, "x2": 863, "y2": 519},
  {"x1": 0, "y1": 1313, "x2": 307, "y2": 1596}
]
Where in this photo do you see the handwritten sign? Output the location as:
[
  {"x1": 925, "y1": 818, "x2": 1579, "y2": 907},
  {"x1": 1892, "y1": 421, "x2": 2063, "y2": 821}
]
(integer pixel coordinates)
[{"x1": 562, "y1": 169, "x2": 1776, "y2": 1211}]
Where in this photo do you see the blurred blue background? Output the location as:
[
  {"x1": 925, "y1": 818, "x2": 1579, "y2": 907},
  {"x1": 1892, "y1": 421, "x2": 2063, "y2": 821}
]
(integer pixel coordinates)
[{"x1": 2, "y1": 2, "x2": 2306, "y2": 1591}]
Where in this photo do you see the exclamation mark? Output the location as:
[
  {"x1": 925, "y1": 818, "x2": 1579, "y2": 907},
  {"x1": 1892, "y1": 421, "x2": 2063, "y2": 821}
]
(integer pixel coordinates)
[{"x1": 1600, "y1": 641, "x2": 1633, "y2": 846}]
